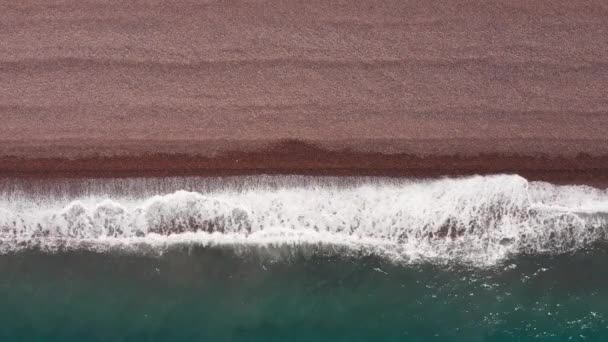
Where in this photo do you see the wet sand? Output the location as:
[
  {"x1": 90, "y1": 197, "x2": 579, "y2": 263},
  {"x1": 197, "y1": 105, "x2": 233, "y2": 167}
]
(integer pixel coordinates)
[
  {"x1": 2, "y1": 0, "x2": 608, "y2": 184},
  {"x1": 1, "y1": 140, "x2": 607, "y2": 187}
]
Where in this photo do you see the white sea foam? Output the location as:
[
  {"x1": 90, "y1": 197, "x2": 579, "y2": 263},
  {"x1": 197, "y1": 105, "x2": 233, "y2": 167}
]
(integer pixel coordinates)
[{"x1": 0, "y1": 175, "x2": 607, "y2": 265}]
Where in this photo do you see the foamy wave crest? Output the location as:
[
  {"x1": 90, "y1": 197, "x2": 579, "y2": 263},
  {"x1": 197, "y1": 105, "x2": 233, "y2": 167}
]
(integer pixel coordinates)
[{"x1": 1, "y1": 175, "x2": 607, "y2": 265}]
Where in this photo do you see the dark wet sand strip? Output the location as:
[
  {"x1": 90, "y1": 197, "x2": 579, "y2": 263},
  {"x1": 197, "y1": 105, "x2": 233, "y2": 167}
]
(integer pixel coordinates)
[{"x1": 1, "y1": 141, "x2": 607, "y2": 187}]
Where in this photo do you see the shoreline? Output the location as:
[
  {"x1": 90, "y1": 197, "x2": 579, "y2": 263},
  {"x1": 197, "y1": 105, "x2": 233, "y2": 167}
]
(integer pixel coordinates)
[{"x1": 1, "y1": 141, "x2": 607, "y2": 187}]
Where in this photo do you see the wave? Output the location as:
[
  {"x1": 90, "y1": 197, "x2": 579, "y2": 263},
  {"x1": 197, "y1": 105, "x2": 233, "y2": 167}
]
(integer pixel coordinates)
[{"x1": 0, "y1": 175, "x2": 607, "y2": 265}]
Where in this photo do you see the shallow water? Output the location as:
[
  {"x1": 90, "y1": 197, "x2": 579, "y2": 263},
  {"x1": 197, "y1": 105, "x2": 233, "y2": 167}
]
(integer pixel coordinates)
[
  {"x1": 1, "y1": 246, "x2": 608, "y2": 341},
  {"x1": 1, "y1": 175, "x2": 608, "y2": 265},
  {"x1": 1, "y1": 175, "x2": 608, "y2": 340}
]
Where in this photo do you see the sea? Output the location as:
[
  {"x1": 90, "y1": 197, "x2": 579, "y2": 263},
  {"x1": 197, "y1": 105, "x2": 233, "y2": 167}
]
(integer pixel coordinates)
[{"x1": 1, "y1": 175, "x2": 607, "y2": 341}]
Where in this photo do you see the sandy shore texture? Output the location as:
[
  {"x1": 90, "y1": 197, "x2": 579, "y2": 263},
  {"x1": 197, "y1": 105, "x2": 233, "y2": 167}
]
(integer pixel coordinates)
[{"x1": 1, "y1": 1, "x2": 608, "y2": 183}]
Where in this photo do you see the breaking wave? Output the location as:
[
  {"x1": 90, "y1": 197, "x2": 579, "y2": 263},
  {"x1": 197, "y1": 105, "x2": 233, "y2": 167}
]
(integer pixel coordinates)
[{"x1": 1, "y1": 175, "x2": 607, "y2": 265}]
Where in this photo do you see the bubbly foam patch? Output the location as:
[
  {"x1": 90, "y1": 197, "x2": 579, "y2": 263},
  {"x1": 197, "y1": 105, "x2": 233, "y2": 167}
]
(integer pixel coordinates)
[{"x1": 1, "y1": 175, "x2": 607, "y2": 265}]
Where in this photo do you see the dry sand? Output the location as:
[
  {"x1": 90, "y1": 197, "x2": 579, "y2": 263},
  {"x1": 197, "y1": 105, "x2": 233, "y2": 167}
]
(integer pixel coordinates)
[{"x1": 1, "y1": 0, "x2": 608, "y2": 184}]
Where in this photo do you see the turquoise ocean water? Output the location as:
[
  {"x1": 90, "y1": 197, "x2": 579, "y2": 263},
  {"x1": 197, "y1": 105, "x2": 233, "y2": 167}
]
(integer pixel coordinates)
[
  {"x1": 1, "y1": 247, "x2": 608, "y2": 341},
  {"x1": 1, "y1": 175, "x2": 607, "y2": 340}
]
